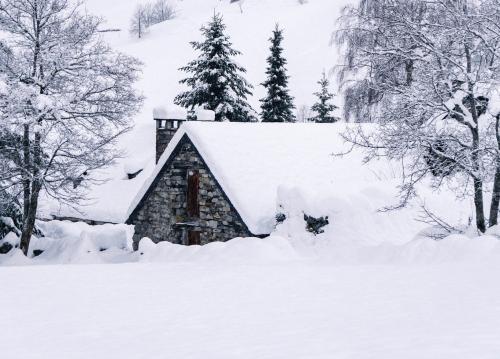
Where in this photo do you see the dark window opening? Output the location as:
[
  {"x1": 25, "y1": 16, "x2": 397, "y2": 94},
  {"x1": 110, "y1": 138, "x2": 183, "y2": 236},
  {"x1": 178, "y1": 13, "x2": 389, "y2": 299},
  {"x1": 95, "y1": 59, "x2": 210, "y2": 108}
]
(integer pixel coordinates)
[{"x1": 187, "y1": 170, "x2": 200, "y2": 217}]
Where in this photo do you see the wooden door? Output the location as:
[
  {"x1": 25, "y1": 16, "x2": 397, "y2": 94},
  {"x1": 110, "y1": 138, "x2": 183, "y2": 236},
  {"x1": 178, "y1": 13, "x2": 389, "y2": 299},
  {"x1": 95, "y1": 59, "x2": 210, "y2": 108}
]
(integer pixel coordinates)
[
  {"x1": 187, "y1": 170, "x2": 200, "y2": 217},
  {"x1": 187, "y1": 230, "x2": 201, "y2": 246}
]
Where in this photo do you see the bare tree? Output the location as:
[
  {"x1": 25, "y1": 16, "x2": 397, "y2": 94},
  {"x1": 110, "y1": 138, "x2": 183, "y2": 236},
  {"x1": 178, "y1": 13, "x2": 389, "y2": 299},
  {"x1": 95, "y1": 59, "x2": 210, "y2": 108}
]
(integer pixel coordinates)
[
  {"x1": 0, "y1": 0, "x2": 143, "y2": 255},
  {"x1": 130, "y1": 4, "x2": 148, "y2": 39},
  {"x1": 130, "y1": 0, "x2": 176, "y2": 39},
  {"x1": 296, "y1": 105, "x2": 313, "y2": 123},
  {"x1": 152, "y1": 0, "x2": 176, "y2": 23},
  {"x1": 336, "y1": 0, "x2": 500, "y2": 233}
]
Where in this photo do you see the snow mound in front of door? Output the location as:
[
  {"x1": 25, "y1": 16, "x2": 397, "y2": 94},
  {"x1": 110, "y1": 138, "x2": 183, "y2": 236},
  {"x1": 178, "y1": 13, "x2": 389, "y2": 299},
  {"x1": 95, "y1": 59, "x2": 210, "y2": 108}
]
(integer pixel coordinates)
[{"x1": 137, "y1": 236, "x2": 302, "y2": 264}]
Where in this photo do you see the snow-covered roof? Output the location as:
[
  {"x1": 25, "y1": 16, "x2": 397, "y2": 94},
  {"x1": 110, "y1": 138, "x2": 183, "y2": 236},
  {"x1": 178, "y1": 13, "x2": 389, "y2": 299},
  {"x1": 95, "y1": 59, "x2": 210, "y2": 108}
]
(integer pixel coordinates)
[{"x1": 127, "y1": 122, "x2": 394, "y2": 235}]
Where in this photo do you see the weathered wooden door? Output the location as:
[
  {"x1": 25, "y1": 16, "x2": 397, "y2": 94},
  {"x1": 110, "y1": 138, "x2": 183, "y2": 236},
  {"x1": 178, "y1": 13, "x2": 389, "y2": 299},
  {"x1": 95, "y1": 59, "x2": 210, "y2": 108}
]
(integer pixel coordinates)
[
  {"x1": 187, "y1": 230, "x2": 201, "y2": 246},
  {"x1": 187, "y1": 170, "x2": 200, "y2": 217}
]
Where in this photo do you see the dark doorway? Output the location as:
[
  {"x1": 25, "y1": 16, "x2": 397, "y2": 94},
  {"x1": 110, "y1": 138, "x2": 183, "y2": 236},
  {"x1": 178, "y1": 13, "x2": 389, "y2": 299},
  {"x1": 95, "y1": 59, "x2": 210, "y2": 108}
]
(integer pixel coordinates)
[
  {"x1": 187, "y1": 230, "x2": 201, "y2": 246},
  {"x1": 187, "y1": 170, "x2": 200, "y2": 217}
]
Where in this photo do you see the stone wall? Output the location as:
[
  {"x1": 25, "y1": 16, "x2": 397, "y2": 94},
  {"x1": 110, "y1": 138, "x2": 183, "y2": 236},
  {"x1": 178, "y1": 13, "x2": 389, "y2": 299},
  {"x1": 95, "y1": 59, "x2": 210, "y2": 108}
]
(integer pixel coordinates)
[{"x1": 128, "y1": 136, "x2": 252, "y2": 249}]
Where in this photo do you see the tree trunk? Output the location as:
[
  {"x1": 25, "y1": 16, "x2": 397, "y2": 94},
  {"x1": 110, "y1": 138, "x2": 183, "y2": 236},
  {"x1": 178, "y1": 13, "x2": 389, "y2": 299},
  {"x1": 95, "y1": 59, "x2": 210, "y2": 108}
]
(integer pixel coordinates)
[
  {"x1": 19, "y1": 189, "x2": 40, "y2": 256},
  {"x1": 465, "y1": 42, "x2": 486, "y2": 233},
  {"x1": 471, "y1": 128, "x2": 486, "y2": 233},
  {"x1": 490, "y1": 168, "x2": 500, "y2": 227},
  {"x1": 20, "y1": 20, "x2": 43, "y2": 255},
  {"x1": 20, "y1": 124, "x2": 31, "y2": 255},
  {"x1": 489, "y1": 114, "x2": 500, "y2": 227},
  {"x1": 22, "y1": 124, "x2": 30, "y2": 221},
  {"x1": 474, "y1": 177, "x2": 486, "y2": 233},
  {"x1": 19, "y1": 131, "x2": 42, "y2": 256},
  {"x1": 405, "y1": 60, "x2": 414, "y2": 86}
]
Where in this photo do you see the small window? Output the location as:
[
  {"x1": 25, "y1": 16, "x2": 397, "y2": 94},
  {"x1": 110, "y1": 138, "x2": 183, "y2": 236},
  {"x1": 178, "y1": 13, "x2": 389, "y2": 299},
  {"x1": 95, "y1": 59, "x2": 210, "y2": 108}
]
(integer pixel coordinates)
[{"x1": 187, "y1": 170, "x2": 200, "y2": 217}]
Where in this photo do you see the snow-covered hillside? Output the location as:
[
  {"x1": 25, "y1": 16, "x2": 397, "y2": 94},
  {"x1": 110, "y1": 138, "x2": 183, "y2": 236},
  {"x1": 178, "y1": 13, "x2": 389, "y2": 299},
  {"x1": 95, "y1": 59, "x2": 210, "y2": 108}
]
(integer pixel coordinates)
[{"x1": 41, "y1": 0, "x2": 352, "y2": 222}]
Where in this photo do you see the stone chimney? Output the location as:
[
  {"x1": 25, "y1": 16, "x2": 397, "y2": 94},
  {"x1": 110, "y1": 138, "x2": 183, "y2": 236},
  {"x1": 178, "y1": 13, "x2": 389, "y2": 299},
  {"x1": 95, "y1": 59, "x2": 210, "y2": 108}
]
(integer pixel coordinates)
[{"x1": 153, "y1": 107, "x2": 187, "y2": 163}]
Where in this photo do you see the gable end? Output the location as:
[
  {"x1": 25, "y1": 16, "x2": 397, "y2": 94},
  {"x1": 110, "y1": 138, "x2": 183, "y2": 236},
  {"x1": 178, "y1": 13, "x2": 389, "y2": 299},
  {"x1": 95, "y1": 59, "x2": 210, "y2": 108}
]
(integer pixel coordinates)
[{"x1": 126, "y1": 134, "x2": 263, "y2": 247}]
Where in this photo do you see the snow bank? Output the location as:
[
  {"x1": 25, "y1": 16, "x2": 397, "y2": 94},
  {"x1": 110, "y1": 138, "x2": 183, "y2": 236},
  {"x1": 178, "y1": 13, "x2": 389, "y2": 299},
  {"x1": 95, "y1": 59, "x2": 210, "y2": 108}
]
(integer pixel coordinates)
[
  {"x1": 138, "y1": 236, "x2": 300, "y2": 264},
  {"x1": 2, "y1": 216, "x2": 500, "y2": 267},
  {"x1": 271, "y1": 185, "x2": 500, "y2": 264},
  {"x1": 0, "y1": 221, "x2": 135, "y2": 266}
]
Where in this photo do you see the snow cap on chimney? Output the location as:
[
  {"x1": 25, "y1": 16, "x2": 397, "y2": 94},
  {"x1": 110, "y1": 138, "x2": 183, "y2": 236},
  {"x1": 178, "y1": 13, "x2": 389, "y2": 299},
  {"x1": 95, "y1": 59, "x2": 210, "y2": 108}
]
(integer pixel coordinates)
[{"x1": 153, "y1": 105, "x2": 187, "y2": 120}]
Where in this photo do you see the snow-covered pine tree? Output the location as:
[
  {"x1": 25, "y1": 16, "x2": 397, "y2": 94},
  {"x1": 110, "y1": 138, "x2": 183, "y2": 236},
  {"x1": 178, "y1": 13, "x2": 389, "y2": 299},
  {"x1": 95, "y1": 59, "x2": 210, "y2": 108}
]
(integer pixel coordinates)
[
  {"x1": 174, "y1": 13, "x2": 255, "y2": 122},
  {"x1": 260, "y1": 25, "x2": 295, "y2": 123},
  {"x1": 310, "y1": 72, "x2": 339, "y2": 123}
]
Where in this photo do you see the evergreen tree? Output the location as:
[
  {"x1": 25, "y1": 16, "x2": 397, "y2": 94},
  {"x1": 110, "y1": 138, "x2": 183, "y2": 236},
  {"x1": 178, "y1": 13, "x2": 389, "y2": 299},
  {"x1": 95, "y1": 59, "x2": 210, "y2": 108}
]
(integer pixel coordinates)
[
  {"x1": 310, "y1": 72, "x2": 339, "y2": 123},
  {"x1": 260, "y1": 25, "x2": 295, "y2": 122},
  {"x1": 174, "y1": 14, "x2": 255, "y2": 122}
]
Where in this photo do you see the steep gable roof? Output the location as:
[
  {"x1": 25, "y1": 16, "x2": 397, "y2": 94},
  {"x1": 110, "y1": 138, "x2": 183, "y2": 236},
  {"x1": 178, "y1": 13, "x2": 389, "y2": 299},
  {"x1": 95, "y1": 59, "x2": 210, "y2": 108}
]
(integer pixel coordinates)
[{"x1": 126, "y1": 122, "x2": 392, "y2": 235}]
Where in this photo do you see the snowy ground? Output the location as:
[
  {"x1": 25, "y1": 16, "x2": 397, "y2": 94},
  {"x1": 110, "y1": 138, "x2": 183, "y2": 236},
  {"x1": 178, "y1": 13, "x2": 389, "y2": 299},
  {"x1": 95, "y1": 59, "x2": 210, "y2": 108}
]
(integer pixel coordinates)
[
  {"x1": 2, "y1": 221, "x2": 500, "y2": 358},
  {"x1": 2, "y1": 257, "x2": 500, "y2": 358}
]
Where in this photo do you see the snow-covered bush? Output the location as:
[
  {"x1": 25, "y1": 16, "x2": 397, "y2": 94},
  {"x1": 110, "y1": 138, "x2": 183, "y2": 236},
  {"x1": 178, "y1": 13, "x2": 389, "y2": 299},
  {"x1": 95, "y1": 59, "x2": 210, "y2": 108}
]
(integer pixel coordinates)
[
  {"x1": 0, "y1": 221, "x2": 135, "y2": 263},
  {"x1": 275, "y1": 186, "x2": 331, "y2": 236},
  {"x1": 303, "y1": 214, "x2": 329, "y2": 235},
  {"x1": 0, "y1": 190, "x2": 42, "y2": 253},
  {"x1": 0, "y1": 232, "x2": 18, "y2": 254}
]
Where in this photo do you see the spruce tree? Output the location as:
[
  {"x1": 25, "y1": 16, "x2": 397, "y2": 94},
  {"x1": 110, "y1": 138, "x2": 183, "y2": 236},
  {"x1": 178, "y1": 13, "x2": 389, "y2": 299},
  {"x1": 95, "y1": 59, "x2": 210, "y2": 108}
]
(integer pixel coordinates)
[
  {"x1": 174, "y1": 14, "x2": 255, "y2": 122},
  {"x1": 260, "y1": 25, "x2": 295, "y2": 123},
  {"x1": 311, "y1": 72, "x2": 339, "y2": 123}
]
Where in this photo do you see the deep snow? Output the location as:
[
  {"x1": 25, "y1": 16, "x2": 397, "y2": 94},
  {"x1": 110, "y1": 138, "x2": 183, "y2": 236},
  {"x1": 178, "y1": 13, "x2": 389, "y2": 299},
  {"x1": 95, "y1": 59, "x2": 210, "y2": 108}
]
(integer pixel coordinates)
[
  {"x1": 3, "y1": 262, "x2": 500, "y2": 359},
  {"x1": 2, "y1": 217, "x2": 500, "y2": 358},
  {"x1": 2, "y1": 232, "x2": 500, "y2": 359}
]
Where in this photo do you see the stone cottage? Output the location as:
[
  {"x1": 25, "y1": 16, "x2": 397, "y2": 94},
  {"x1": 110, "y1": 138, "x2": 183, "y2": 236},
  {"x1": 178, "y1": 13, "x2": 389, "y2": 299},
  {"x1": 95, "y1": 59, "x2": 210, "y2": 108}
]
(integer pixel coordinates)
[
  {"x1": 126, "y1": 109, "x2": 254, "y2": 250},
  {"x1": 126, "y1": 110, "x2": 385, "y2": 249}
]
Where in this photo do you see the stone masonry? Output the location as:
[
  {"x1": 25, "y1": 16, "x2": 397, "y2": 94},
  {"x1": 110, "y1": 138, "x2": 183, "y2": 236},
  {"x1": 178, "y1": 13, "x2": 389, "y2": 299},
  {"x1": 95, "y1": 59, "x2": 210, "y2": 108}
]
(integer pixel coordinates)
[{"x1": 127, "y1": 136, "x2": 252, "y2": 250}]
